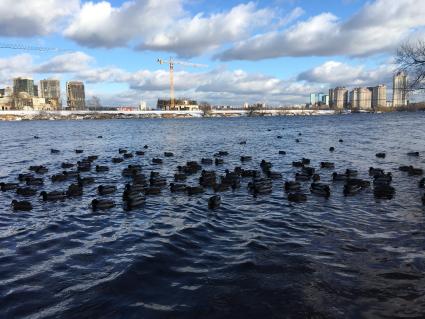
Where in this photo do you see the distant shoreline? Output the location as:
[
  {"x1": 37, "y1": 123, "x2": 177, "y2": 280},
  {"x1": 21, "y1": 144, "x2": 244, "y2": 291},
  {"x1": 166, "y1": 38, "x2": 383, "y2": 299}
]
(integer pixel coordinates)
[{"x1": 0, "y1": 108, "x2": 421, "y2": 121}]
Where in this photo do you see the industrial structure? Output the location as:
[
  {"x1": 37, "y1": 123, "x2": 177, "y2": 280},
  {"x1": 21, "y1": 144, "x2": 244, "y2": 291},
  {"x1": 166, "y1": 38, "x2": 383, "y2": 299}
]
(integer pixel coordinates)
[{"x1": 157, "y1": 58, "x2": 207, "y2": 110}]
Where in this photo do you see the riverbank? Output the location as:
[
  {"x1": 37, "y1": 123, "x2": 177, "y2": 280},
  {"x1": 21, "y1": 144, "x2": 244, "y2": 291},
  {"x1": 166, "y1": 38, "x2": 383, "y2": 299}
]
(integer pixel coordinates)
[{"x1": 0, "y1": 109, "x2": 337, "y2": 121}]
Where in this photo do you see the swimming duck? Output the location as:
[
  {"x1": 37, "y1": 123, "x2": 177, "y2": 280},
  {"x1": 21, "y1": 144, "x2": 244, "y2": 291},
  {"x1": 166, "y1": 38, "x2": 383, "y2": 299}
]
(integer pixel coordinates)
[
  {"x1": 170, "y1": 183, "x2": 187, "y2": 192},
  {"x1": 260, "y1": 160, "x2": 272, "y2": 171},
  {"x1": 61, "y1": 162, "x2": 74, "y2": 169},
  {"x1": 277, "y1": 135, "x2": 283, "y2": 139},
  {"x1": 218, "y1": 151, "x2": 229, "y2": 156},
  {"x1": 240, "y1": 169, "x2": 259, "y2": 178},
  {"x1": 164, "y1": 152, "x2": 174, "y2": 157},
  {"x1": 11, "y1": 200, "x2": 33, "y2": 211},
  {"x1": 186, "y1": 186, "x2": 204, "y2": 195},
  {"x1": 321, "y1": 162, "x2": 335, "y2": 169},
  {"x1": 213, "y1": 183, "x2": 231, "y2": 192},
  {"x1": 199, "y1": 171, "x2": 217, "y2": 187},
  {"x1": 152, "y1": 158, "x2": 163, "y2": 164},
  {"x1": 143, "y1": 145, "x2": 149, "y2": 149},
  {"x1": 375, "y1": 152, "x2": 386, "y2": 158},
  {"x1": 292, "y1": 161, "x2": 304, "y2": 168},
  {"x1": 407, "y1": 151, "x2": 420, "y2": 157},
  {"x1": 284, "y1": 181, "x2": 301, "y2": 192},
  {"x1": 123, "y1": 153, "x2": 134, "y2": 159},
  {"x1": 279, "y1": 151, "x2": 286, "y2": 155},
  {"x1": 112, "y1": 157, "x2": 124, "y2": 164},
  {"x1": 201, "y1": 158, "x2": 213, "y2": 165},
  {"x1": 18, "y1": 173, "x2": 33, "y2": 182},
  {"x1": 29, "y1": 165, "x2": 48, "y2": 174},
  {"x1": 51, "y1": 149, "x2": 60, "y2": 154},
  {"x1": 339, "y1": 139, "x2": 343, "y2": 143},
  {"x1": 310, "y1": 183, "x2": 330, "y2": 198},
  {"x1": 301, "y1": 158, "x2": 310, "y2": 165},
  {"x1": 332, "y1": 172, "x2": 348, "y2": 181},
  {"x1": 122, "y1": 165, "x2": 141, "y2": 177},
  {"x1": 369, "y1": 167, "x2": 384, "y2": 176},
  {"x1": 98, "y1": 185, "x2": 117, "y2": 195},
  {"x1": 16, "y1": 187, "x2": 37, "y2": 196},
  {"x1": 302, "y1": 167, "x2": 315, "y2": 176},
  {"x1": 136, "y1": 151, "x2": 145, "y2": 156},
  {"x1": 144, "y1": 187, "x2": 161, "y2": 195},
  {"x1": 0, "y1": 182, "x2": 19, "y2": 191},
  {"x1": 215, "y1": 158, "x2": 224, "y2": 165},
  {"x1": 66, "y1": 184, "x2": 83, "y2": 197},
  {"x1": 174, "y1": 172, "x2": 187, "y2": 181},
  {"x1": 51, "y1": 173, "x2": 68, "y2": 182},
  {"x1": 77, "y1": 161, "x2": 91, "y2": 172},
  {"x1": 287, "y1": 192, "x2": 307, "y2": 203},
  {"x1": 345, "y1": 169, "x2": 358, "y2": 178},
  {"x1": 87, "y1": 156, "x2": 98, "y2": 162},
  {"x1": 374, "y1": 185, "x2": 395, "y2": 199},
  {"x1": 248, "y1": 178, "x2": 272, "y2": 195},
  {"x1": 75, "y1": 149, "x2": 84, "y2": 154},
  {"x1": 266, "y1": 170, "x2": 282, "y2": 179},
  {"x1": 40, "y1": 191, "x2": 66, "y2": 201},
  {"x1": 124, "y1": 194, "x2": 145, "y2": 210},
  {"x1": 118, "y1": 148, "x2": 128, "y2": 154},
  {"x1": 329, "y1": 147, "x2": 335, "y2": 152},
  {"x1": 399, "y1": 165, "x2": 410, "y2": 172},
  {"x1": 208, "y1": 195, "x2": 221, "y2": 209},
  {"x1": 25, "y1": 177, "x2": 44, "y2": 186},
  {"x1": 373, "y1": 173, "x2": 392, "y2": 186},
  {"x1": 97, "y1": 135, "x2": 103, "y2": 138},
  {"x1": 96, "y1": 165, "x2": 109, "y2": 172},
  {"x1": 422, "y1": 194, "x2": 425, "y2": 205},
  {"x1": 92, "y1": 199, "x2": 115, "y2": 210},
  {"x1": 132, "y1": 174, "x2": 147, "y2": 185},
  {"x1": 240, "y1": 156, "x2": 252, "y2": 162},
  {"x1": 419, "y1": 178, "x2": 425, "y2": 188},
  {"x1": 239, "y1": 141, "x2": 247, "y2": 145},
  {"x1": 408, "y1": 166, "x2": 423, "y2": 176},
  {"x1": 298, "y1": 133, "x2": 302, "y2": 136},
  {"x1": 125, "y1": 183, "x2": 145, "y2": 193},
  {"x1": 34, "y1": 136, "x2": 40, "y2": 139},
  {"x1": 77, "y1": 175, "x2": 95, "y2": 186},
  {"x1": 343, "y1": 183, "x2": 363, "y2": 196},
  {"x1": 312, "y1": 174, "x2": 321, "y2": 182},
  {"x1": 150, "y1": 175, "x2": 167, "y2": 187},
  {"x1": 296, "y1": 139, "x2": 300, "y2": 143},
  {"x1": 295, "y1": 172, "x2": 311, "y2": 181}
]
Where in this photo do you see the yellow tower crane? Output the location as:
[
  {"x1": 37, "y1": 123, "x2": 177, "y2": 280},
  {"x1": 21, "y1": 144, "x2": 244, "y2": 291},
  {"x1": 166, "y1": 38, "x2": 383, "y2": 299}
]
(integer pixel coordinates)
[{"x1": 157, "y1": 58, "x2": 207, "y2": 110}]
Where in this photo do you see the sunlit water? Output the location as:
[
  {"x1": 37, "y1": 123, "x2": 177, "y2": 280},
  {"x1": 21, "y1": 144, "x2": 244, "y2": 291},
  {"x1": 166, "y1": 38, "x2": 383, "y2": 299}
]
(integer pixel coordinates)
[{"x1": 0, "y1": 113, "x2": 424, "y2": 319}]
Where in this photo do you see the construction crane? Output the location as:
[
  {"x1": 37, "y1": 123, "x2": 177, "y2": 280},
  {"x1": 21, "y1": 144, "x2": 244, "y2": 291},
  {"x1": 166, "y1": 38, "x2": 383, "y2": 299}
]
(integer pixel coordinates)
[
  {"x1": 157, "y1": 58, "x2": 207, "y2": 110},
  {"x1": 0, "y1": 43, "x2": 71, "y2": 53}
]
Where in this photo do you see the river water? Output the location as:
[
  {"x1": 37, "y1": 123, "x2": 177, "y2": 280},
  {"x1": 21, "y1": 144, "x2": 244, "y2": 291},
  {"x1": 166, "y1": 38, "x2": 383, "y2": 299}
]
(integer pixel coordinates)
[{"x1": 0, "y1": 113, "x2": 424, "y2": 319}]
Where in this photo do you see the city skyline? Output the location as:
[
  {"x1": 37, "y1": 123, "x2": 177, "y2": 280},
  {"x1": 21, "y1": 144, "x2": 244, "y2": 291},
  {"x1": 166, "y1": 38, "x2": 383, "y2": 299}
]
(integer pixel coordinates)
[{"x1": 0, "y1": 0, "x2": 424, "y2": 107}]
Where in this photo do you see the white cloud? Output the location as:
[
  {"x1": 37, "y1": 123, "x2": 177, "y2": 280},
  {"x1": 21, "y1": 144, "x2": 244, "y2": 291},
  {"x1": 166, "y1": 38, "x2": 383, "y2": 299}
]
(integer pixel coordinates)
[
  {"x1": 217, "y1": 0, "x2": 425, "y2": 60},
  {"x1": 0, "y1": 54, "x2": 34, "y2": 86},
  {"x1": 297, "y1": 60, "x2": 396, "y2": 87},
  {"x1": 34, "y1": 52, "x2": 94, "y2": 73},
  {"x1": 0, "y1": 0, "x2": 79, "y2": 37}
]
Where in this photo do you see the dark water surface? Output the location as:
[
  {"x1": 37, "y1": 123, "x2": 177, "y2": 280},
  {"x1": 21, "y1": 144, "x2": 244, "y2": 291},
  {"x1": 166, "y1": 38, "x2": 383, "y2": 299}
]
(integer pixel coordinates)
[{"x1": 0, "y1": 113, "x2": 424, "y2": 319}]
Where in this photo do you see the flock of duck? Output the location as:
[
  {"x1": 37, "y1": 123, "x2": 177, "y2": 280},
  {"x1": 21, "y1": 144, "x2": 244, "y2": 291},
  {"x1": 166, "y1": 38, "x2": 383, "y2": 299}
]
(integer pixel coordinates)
[{"x1": 1, "y1": 134, "x2": 425, "y2": 212}]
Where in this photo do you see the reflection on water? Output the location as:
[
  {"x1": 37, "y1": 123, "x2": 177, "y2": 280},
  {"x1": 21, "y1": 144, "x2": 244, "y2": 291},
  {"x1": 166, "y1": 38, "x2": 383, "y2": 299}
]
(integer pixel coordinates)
[{"x1": 0, "y1": 113, "x2": 425, "y2": 318}]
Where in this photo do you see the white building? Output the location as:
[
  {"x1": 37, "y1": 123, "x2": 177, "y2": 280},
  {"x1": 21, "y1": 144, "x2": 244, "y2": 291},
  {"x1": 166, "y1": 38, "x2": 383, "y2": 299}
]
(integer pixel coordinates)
[{"x1": 393, "y1": 71, "x2": 408, "y2": 107}]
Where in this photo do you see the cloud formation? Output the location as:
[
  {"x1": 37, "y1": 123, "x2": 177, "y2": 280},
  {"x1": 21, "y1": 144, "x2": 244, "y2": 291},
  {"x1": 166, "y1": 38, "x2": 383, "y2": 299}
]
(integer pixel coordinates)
[{"x1": 217, "y1": 0, "x2": 425, "y2": 60}]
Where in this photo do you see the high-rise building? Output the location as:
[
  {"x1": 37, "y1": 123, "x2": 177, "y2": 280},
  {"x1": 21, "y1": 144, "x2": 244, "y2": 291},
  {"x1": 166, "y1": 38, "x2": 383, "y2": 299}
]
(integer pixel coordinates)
[
  {"x1": 13, "y1": 77, "x2": 34, "y2": 96},
  {"x1": 310, "y1": 93, "x2": 316, "y2": 105},
  {"x1": 40, "y1": 79, "x2": 61, "y2": 99},
  {"x1": 393, "y1": 71, "x2": 408, "y2": 107},
  {"x1": 350, "y1": 87, "x2": 372, "y2": 110},
  {"x1": 333, "y1": 87, "x2": 348, "y2": 109},
  {"x1": 329, "y1": 89, "x2": 334, "y2": 108},
  {"x1": 371, "y1": 85, "x2": 387, "y2": 109},
  {"x1": 66, "y1": 81, "x2": 85, "y2": 110},
  {"x1": 33, "y1": 85, "x2": 39, "y2": 97},
  {"x1": 323, "y1": 95, "x2": 329, "y2": 106}
]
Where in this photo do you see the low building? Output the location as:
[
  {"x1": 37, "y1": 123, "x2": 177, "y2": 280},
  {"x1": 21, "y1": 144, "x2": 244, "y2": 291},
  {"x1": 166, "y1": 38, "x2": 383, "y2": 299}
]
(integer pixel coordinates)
[{"x1": 157, "y1": 99, "x2": 199, "y2": 111}]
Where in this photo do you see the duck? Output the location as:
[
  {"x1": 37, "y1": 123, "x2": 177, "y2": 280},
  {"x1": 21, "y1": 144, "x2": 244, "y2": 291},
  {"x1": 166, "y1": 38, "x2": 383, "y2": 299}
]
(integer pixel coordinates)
[
  {"x1": 40, "y1": 191, "x2": 66, "y2": 201},
  {"x1": 199, "y1": 171, "x2": 217, "y2": 187},
  {"x1": 118, "y1": 148, "x2": 128, "y2": 154},
  {"x1": 277, "y1": 135, "x2": 283, "y2": 139},
  {"x1": 77, "y1": 161, "x2": 91, "y2": 172},
  {"x1": 296, "y1": 139, "x2": 300, "y2": 143},
  {"x1": 260, "y1": 160, "x2": 272, "y2": 171},
  {"x1": 51, "y1": 149, "x2": 60, "y2": 154},
  {"x1": 419, "y1": 178, "x2": 425, "y2": 188},
  {"x1": 301, "y1": 158, "x2": 310, "y2": 165},
  {"x1": 11, "y1": 200, "x2": 33, "y2": 211},
  {"x1": 26, "y1": 177, "x2": 44, "y2": 186},
  {"x1": 144, "y1": 187, "x2": 161, "y2": 195},
  {"x1": 61, "y1": 162, "x2": 74, "y2": 169},
  {"x1": 136, "y1": 151, "x2": 145, "y2": 156},
  {"x1": 302, "y1": 167, "x2": 315, "y2": 176},
  {"x1": 62, "y1": 170, "x2": 79, "y2": 178},
  {"x1": 87, "y1": 155, "x2": 99, "y2": 162},
  {"x1": 345, "y1": 169, "x2": 358, "y2": 178},
  {"x1": 29, "y1": 165, "x2": 48, "y2": 174},
  {"x1": 123, "y1": 153, "x2": 134, "y2": 159},
  {"x1": 16, "y1": 187, "x2": 37, "y2": 196},
  {"x1": 287, "y1": 192, "x2": 307, "y2": 203},
  {"x1": 407, "y1": 151, "x2": 420, "y2": 157},
  {"x1": 266, "y1": 170, "x2": 282, "y2": 179},
  {"x1": 34, "y1": 136, "x2": 40, "y2": 139},
  {"x1": 77, "y1": 175, "x2": 95, "y2": 186},
  {"x1": 248, "y1": 178, "x2": 272, "y2": 195},
  {"x1": 218, "y1": 151, "x2": 229, "y2": 156},
  {"x1": 143, "y1": 145, "x2": 149, "y2": 149},
  {"x1": 343, "y1": 183, "x2": 363, "y2": 196},
  {"x1": 98, "y1": 185, "x2": 117, "y2": 195},
  {"x1": 329, "y1": 147, "x2": 335, "y2": 152},
  {"x1": 124, "y1": 194, "x2": 145, "y2": 210},
  {"x1": 152, "y1": 158, "x2": 163, "y2": 164},
  {"x1": 239, "y1": 141, "x2": 247, "y2": 145},
  {"x1": 321, "y1": 162, "x2": 335, "y2": 169},
  {"x1": 339, "y1": 139, "x2": 344, "y2": 143},
  {"x1": 422, "y1": 194, "x2": 425, "y2": 205},
  {"x1": 164, "y1": 152, "x2": 174, "y2": 157},
  {"x1": 51, "y1": 173, "x2": 68, "y2": 182},
  {"x1": 373, "y1": 173, "x2": 392, "y2": 186},
  {"x1": 0, "y1": 182, "x2": 19, "y2": 191},
  {"x1": 18, "y1": 173, "x2": 33, "y2": 182},
  {"x1": 92, "y1": 199, "x2": 115, "y2": 210},
  {"x1": 213, "y1": 183, "x2": 231, "y2": 192},
  {"x1": 369, "y1": 167, "x2": 384, "y2": 176},
  {"x1": 170, "y1": 183, "x2": 187, "y2": 192},
  {"x1": 97, "y1": 135, "x2": 103, "y2": 138},
  {"x1": 201, "y1": 158, "x2": 213, "y2": 165},
  {"x1": 187, "y1": 186, "x2": 204, "y2": 195},
  {"x1": 375, "y1": 152, "x2": 386, "y2": 158},
  {"x1": 284, "y1": 181, "x2": 301, "y2": 192},
  {"x1": 96, "y1": 165, "x2": 109, "y2": 172},
  {"x1": 240, "y1": 169, "x2": 259, "y2": 178},
  {"x1": 122, "y1": 165, "x2": 141, "y2": 177},
  {"x1": 208, "y1": 195, "x2": 221, "y2": 209},
  {"x1": 399, "y1": 165, "x2": 410, "y2": 172},
  {"x1": 310, "y1": 183, "x2": 330, "y2": 198},
  {"x1": 75, "y1": 149, "x2": 84, "y2": 154},
  {"x1": 295, "y1": 172, "x2": 311, "y2": 181},
  {"x1": 374, "y1": 185, "x2": 395, "y2": 199},
  {"x1": 125, "y1": 183, "x2": 145, "y2": 194},
  {"x1": 408, "y1": 166, "x2": 423, "y2": 176},
  {"x1": 132, "y1": 174, "x2": 147, "y2": 185},
  {"x1": 112, "y1": 157, "x2": 124, "y2": 164},
  {"x1": 66, "y1": 184, "x2": 83, "y2": 197},
  {"x1": 215, "y1": 158, "x2": 224, "y2": 165},
  {"x1": 240, "y1": 156, "x2": 252, "y2": 162},
  {"x1": 174, "y1": 172, "x2": 187, "y2": 181},
  {"x1": 312, "y1": 174, "x2": 321, "y2": 182},
  {"x1": 150, "y1": 175, "x2": 167, "y2": 187},
  {"x1": 279, "y1": 151, "x2": 286, "y2": 155},
  {"x1": 298, "y1": 133, "x2": 302, "y2": 136},
  {"x1": 292, "y1": 161, "x2": 304, "y2": 168}
]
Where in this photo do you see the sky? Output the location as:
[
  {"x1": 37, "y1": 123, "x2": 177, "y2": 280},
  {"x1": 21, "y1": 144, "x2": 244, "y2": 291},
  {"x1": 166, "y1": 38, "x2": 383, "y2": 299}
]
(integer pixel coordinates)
[{"x1": 0, "y1": 0, "x2": 424, "y2": 107}]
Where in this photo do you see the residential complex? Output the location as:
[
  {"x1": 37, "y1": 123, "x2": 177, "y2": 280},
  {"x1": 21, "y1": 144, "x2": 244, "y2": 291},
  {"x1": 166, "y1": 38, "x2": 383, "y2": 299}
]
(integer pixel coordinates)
[
  {"x1": 66, "y1": 81, "x2": 86, "y2": 110},
  {"x1": 393, "y1": 71, "x2": 408, "y2": 107}
]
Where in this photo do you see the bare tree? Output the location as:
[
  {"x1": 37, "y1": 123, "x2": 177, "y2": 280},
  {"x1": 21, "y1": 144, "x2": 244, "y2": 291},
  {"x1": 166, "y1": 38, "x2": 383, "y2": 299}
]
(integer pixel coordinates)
[
  {"x1": 87, "y1": 96, "x2": 102, "y2": 110},
  {"x1": 396, "y1": 40, "x2": 425, "y2": 90}
]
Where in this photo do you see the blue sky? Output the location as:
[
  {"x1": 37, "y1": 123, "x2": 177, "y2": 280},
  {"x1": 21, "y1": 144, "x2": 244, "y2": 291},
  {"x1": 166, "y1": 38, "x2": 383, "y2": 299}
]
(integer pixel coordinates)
[{"x1": 0, "y1": 0, "x2": 423, "y2": 106}]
